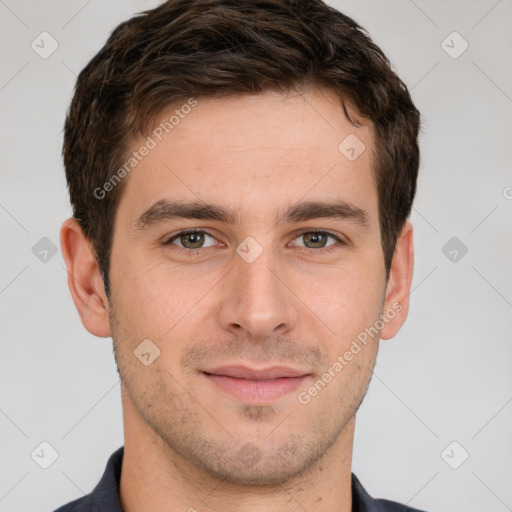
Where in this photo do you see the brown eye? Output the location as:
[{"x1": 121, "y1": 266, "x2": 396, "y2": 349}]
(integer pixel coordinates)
[
  {"x1": 293, "y1": 231, "x2": 341, "y2": 250},
  {"x1": 165, "y1": 230, "x2": 216, "y2": 250}
]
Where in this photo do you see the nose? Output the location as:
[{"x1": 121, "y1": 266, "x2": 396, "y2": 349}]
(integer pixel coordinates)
[{"x1": 217, "y1": 244, "x2": 298, "y2": 341}]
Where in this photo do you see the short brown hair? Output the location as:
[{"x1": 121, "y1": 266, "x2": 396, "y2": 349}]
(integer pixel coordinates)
[{"x1": 63, "y1": 0, "x2": 420, "y2": 297}]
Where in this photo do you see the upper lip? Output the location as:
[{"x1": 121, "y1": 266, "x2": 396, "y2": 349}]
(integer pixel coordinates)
[{"x1": 203, "y1": 365, "x2": 309, "y2": 380}]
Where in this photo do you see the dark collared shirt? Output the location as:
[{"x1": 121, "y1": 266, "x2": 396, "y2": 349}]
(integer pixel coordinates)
[{"x1": 53, "y1": 446, "x2": 427, "y2": 512}]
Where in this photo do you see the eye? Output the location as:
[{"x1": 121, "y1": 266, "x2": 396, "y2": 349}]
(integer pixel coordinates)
[
  {"x1": 291, "y1": 230, "x2": 344, "y2": 252},
  {"x1": 163, "y1": 230, "x2": 217, "y2": 250}
]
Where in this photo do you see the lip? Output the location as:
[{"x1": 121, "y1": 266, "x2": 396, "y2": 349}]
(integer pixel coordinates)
[
  {"x1": 204, "y1": 365, "x2": 309, "y2": 380},
  {"x1": 201, "y1": 365, "x2": 311, "y2": 403}
]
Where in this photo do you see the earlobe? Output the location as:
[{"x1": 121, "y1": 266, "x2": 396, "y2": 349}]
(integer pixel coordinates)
[
  {"x1": 60, "y1": 218, "x2": 112, "y2": 338},
  {"x1": 380, "y1": 221, "x2": 414, "y2": 340}
]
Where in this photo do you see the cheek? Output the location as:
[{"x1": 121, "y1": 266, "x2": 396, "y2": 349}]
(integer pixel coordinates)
[
  {"x1": 109, "y1": 255, "x2": 167, "y2": 331},
  {"x1": 310, "y1": 257, "x2": 384, "y2": 315},
  {"x1": 320, "y1": 284, "x2": 382, "y2": 340},
  {"x1": 304, "y1": 265, "x2": 385, "y2": 363},
  {"x1": 110, "y1": 254, "x2": 214, "y2": 342}
]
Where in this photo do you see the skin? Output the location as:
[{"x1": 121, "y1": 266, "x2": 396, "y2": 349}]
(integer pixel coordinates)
[{"x1": 61, "y1": 87, "x2": 414, "y2": 512}]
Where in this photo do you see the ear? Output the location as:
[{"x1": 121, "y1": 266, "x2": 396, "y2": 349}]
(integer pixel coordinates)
[
  {"x1": 380, "y1": 221, "x2": 414, "y2": 340},
  {"x1": 60, "y1": 218, "x2": 111, "y2": 338}
]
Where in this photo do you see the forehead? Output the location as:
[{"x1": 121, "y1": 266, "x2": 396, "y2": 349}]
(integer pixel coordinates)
[{"x1": 116, "y1": 87, "x2": 378, "y2": 227}]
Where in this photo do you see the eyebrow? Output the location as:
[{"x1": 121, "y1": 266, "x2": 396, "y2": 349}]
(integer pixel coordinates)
[{"x1": 134, "y1": 198, "x2": 370, "y2": 230}]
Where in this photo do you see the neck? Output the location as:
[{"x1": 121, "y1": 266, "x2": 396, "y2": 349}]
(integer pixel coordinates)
[{"x1": 119, "y1": 385, "x2": 355, "y2": 512}]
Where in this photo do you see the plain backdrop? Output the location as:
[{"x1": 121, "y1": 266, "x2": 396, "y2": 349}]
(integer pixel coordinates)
[{"x1": 1, "y1": 1, "x2": 511, "y2": 511}]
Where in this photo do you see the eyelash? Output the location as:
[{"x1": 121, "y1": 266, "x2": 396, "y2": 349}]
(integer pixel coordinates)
[{"x1": 161, "y1": 229, "x2": 346, "y2": 256}]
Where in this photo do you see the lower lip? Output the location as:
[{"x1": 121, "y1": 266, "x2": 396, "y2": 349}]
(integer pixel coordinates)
[{"x1": 203, "y1": 373, "x2": 309, "y2": 403}]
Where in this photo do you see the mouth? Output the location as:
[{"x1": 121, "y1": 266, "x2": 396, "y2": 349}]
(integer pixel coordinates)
[{"x1": 201, "y1": 365, "x2": 311, "y2": 403}]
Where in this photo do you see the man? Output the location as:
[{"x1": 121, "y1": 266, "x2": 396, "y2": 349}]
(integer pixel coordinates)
[{"x1": 55, "y1": 0, "x2": 425, "y2": 510}]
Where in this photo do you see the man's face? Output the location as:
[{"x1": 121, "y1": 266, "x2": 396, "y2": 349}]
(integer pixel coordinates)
[{"x1": 108, "y1": 88, "x2": 388, "y2": 485}]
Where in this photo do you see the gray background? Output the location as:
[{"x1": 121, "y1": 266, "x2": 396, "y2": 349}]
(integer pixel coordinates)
[{"x1": 1, "y1": 1, "x2": 511, "y2": 511}]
